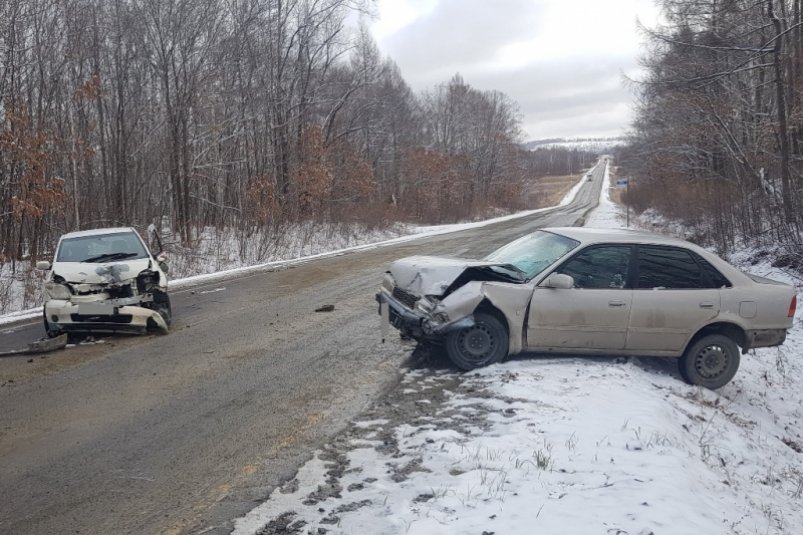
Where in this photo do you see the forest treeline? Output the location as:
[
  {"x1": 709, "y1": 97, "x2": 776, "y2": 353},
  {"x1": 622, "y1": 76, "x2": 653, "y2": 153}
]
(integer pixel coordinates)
[
  {"x1": 620, "y1": 0, "x2": 803, "y2": 255},
  {"x1": 0, "y1": 0, "x2": 595, "y2": 263}
]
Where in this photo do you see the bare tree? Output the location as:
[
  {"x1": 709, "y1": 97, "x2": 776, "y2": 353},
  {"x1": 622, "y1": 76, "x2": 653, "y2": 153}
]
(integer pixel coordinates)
[{"x1": 624, "y1": 0, "x2": 803, "y2": 251}]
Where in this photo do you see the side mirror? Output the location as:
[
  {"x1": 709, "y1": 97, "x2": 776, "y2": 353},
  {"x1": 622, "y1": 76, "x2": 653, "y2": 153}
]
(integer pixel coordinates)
[
  {"x1": 542, "y1": 273, "x2": 574, "y2": 289},
  {"x1": 36, "y1": 261, "x2": 52, "y2": 271}
]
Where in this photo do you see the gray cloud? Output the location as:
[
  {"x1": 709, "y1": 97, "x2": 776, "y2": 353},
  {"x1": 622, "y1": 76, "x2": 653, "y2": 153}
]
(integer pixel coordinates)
[
  {"x1": 371, "y1": 0, "x2": 650, "y2": 140},
  {"x1": 497, "y1": 68, "x2": 637, "y2": 139},
  {"x1": 382, "y1": 0, "x2": 545, "y2": 87}
]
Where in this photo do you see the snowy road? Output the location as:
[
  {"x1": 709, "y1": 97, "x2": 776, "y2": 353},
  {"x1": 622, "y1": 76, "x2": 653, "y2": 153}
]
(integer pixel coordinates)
[{"x1": 0, "y1": 163, "x2": 604, "y2": 534}]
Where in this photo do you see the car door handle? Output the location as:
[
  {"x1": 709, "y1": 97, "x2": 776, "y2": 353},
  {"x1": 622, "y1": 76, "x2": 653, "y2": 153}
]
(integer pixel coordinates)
[
  {"x1": 699, "y1": 302, "x2": 714, "y2": 309},
  {"x1": 608, "y1": 300, "x2": 626, "y2": 307}
]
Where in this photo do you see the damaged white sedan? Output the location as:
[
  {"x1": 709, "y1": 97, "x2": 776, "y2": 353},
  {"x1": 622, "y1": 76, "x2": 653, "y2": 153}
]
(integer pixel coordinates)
[
  {"x1": 377, "y1": 227, "x2": 796, "y2": 389},
  {"x1": 37, "y1": 227, "x2": 171, "y2": 336}
]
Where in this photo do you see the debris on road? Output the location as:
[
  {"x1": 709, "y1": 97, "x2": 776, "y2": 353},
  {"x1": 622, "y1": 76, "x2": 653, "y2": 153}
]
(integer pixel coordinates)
[
  {"x1": 315, "y1": 304, "x2": 335, "y2": 313},
  {"x1": 0, "y1": 333, "x2": 68, "y2": 357}
]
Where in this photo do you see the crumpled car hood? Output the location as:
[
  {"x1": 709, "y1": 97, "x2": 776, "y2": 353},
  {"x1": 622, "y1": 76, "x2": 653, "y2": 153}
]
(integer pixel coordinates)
[
  {"x1": 389, "y1": 255, "x2": 504, "y2": 296},
  {"x1": 52, "y1": 258, "x2": 151, "y2": 284}
]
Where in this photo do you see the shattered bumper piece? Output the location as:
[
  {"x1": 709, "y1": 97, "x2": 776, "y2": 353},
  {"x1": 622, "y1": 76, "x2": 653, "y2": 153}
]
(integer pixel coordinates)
[
  {"x1": 376, "y1": 291, "x2": 474, "y2": 339},
  {"x1": 45, "y1": 300, "x2": 169, "y2": 334}
]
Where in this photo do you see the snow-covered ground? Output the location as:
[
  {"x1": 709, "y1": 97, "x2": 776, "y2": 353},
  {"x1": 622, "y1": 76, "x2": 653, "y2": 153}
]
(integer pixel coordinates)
[{"x1": 232, "y1": 164, "x2": 803, "y2": 535}]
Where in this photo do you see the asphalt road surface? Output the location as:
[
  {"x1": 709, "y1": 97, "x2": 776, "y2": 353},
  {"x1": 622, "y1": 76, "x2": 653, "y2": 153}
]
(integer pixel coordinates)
[{"x1": 0, "y1": 160, "x2": 605, "y2": 534}]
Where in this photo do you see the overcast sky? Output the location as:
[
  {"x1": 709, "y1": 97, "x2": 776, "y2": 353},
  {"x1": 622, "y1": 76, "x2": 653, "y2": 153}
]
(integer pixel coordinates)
[{"x1": 367, "y1": 0, "x2": 660, "y2": 141}]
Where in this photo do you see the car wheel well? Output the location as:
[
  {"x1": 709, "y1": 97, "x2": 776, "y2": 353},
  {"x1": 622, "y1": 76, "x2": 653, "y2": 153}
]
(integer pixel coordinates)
[
  {"x1": 475, "y1": 300, "x2": 508, "y2": 331},
  {"x1": 689, "y1": 323, "x2": 745, "y2": 351}
]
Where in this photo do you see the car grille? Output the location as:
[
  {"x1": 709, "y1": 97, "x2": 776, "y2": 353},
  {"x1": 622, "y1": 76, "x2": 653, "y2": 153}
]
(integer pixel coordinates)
[
  {"x1": 70, "y1": 314, "x2": 133, "y2": 323},
  {"x1": 392, "y1": 286, "x2": 419, "y2": 309},
  {"x1": 74, "y1": 287, "x2": 105, "y2": 296},
  {"x1": 108, "y1": 285, "x2": 134, "y2": 299}
]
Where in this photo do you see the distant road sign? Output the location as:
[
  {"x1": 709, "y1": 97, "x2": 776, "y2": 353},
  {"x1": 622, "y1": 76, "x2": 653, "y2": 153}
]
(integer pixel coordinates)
[{"x1": 615, "y1": 179, "x2": 629, "y2": 186}]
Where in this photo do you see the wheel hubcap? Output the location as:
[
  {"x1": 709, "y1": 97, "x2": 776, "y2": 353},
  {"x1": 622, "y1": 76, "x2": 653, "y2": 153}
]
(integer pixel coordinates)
[
  {"x1": 459, "y1": 324, "x2": 495, "y2": 360},
  {"x1": 694, "y1": 344, "x2": 728, "y2": 379}
]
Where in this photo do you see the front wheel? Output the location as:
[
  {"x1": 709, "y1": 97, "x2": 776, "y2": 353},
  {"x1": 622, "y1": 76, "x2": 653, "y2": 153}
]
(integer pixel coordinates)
[
  {"x1": 445, "y1": 311, "x2": 509, "y2": 371},
  {"x1": 148, "y1": 292, "x2": 172, "y2": 332},
  {"x1": 157, "y1": 295, "x2": 172, "y2": 327},
  {"x1": 43, "y1": 309, "x2": 61, "y2": 338},
  {"x1": 679, "y1": 334, "x2": 740, "y2": 389}
]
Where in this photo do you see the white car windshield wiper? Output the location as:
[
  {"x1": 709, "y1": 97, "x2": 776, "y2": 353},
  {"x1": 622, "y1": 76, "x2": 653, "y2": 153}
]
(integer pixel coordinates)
[
  {"x1": 488, "y1": 264, "x2": 527, "y2": 281},
  {"x1": 82, "y1": 252, "x2": 139, "y2": 263}
]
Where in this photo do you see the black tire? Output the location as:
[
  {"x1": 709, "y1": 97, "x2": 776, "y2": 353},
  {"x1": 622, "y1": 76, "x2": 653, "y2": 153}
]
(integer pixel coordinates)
[
  {"x1": 445, "y1": 311, "x2": 509, "y2": 371},
  {"x1": 679, "y1": 334, "x2": 740, "y2": 389},
  {"x1": 156, "y1": 294, "x2": 172, "y2": 328},
  {"x1": 43, "y1": 309, "x2": 61, "y2": 338},
  {"x1": 148, "y1": 292, "x2": 172, "y2": 331}
]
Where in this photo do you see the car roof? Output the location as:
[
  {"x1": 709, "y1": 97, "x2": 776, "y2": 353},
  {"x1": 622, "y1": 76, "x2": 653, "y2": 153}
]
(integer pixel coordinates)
[
  {"x1": 544, "y1": 226, "x2": 756, "y2": 286},
  {"x1": 547, "y1": 226, "x2": 694, "y2": 247},
  {"x1": 59, "y1": 227, "x2": 138, "y2": 240}
]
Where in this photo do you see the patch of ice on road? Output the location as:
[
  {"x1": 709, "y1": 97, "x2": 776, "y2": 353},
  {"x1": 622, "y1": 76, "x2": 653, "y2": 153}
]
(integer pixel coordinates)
[
  {"x1": 352, "y1": 419, "x2": 390, "y2": 429},
  {"x1": 197, "y1": 287, "x2": 226, "y2": 295}
]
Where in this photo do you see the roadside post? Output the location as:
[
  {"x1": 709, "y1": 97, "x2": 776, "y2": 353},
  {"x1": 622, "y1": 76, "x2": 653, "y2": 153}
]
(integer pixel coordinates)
[{"x1": 615, "y1": 178, "x2": 630, "y2": 227}]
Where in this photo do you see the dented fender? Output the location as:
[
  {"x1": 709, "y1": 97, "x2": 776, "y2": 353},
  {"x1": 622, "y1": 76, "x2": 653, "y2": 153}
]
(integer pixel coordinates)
[
  {"x1": 433, "y1": 282, "x2": 485, "y2": 322},
  {"x1": 431, "y1": 281, "x2": 533, "y2": 354}
]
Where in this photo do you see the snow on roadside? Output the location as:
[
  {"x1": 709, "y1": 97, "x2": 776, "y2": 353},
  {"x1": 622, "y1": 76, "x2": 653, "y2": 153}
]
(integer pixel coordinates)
[
  {"x1": 232, "y1": 161, "x2": 803, "y2": 535},
  {"x1": 0, "y1": 168, "x2": 592, "y2": 326}
]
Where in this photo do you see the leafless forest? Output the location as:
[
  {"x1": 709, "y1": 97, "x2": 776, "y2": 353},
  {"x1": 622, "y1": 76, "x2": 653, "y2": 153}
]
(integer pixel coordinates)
[
  {"x1": 0, "y1": 0, "x2": 597, "y2": 270},
  {"x1": 620, "y1": 0, "x2": 803, "y2": 258}
]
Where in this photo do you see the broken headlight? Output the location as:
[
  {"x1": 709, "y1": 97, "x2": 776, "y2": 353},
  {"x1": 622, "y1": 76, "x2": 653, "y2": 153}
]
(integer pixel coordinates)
[
  {"x1": 45, "y1": 281, "x2": 72, "y2": 300},
  {"x1": 136, "y1": 269, "x2": 161, "y2": 293},
  {"x1": 432, "y1": 312, "x2": 450, "y2": 324},
  {"x1": 416, "y1": 295, "x2": 440, "y2": 314}
]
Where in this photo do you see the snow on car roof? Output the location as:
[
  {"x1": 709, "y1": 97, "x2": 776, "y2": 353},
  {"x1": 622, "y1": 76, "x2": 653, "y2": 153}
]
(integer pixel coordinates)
[{"x1": 59, "y1": 227, "x2": 138, "y2": 239}]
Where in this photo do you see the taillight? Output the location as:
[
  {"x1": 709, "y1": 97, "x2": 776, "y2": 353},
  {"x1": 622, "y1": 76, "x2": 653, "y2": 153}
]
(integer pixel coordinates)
[{"x1": 789, "y1": 295, "x2": 797, "y2": 318}]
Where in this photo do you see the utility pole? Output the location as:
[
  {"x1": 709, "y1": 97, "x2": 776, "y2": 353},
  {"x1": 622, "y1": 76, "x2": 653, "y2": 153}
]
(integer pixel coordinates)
[{"x1": 626, "y1": 179, "x2": 630, "y2": 228}]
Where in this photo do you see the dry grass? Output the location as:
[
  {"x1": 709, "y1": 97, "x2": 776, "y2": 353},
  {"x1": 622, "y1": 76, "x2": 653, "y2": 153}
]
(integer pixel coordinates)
[{"x1": 525, "y1": 174, "x2": 582, "y2": 208}]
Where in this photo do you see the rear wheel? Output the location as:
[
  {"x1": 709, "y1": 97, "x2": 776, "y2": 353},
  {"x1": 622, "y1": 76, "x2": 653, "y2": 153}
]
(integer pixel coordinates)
[
  {"x1": 445, "y1": 311, "x2": 508, "y2": 371},
  {"x1": 679, "y1": 334, "x2": 740, "y2": 389}
]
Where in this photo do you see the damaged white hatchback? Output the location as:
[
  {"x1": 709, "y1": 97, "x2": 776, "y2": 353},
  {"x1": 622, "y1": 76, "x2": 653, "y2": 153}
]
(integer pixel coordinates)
[
  {"x1": 377, "y1": 227, "x2": 797, "y2": 389},
  {"x1": 36, "y1": 227, "x2": 171, "y2": 336}
]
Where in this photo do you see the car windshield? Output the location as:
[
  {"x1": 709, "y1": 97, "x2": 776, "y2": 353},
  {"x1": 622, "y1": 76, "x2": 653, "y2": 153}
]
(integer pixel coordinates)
[
  {"x1": 56, "y1": 231, "x2": 148, "y2": 263},
  {"x1": 484, "y1": 230, "x2": 579, "y2": 280}
]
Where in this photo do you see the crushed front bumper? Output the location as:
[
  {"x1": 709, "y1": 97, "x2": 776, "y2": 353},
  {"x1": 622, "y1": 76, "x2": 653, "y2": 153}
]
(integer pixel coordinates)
[
  {"x1": 44, "y1": 299, "x2": 168, "y2": 334},
  {"x1": 375, "y1": 290, "x2": 474, "y2": 341}
]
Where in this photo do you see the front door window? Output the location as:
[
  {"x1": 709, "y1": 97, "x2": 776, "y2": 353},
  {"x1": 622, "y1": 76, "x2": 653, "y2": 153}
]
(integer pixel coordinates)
[{"x1": 528, "y1": 245, "x2": 633, "y2": 350}]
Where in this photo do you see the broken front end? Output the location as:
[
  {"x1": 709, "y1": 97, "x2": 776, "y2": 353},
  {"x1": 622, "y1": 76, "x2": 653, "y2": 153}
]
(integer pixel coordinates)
[
  {"x1": 376, "y1": 256, "x2": 532, "y2": 355},
  {"x1": 44, "y1": 264, "x2": 170, "y2": 336}
]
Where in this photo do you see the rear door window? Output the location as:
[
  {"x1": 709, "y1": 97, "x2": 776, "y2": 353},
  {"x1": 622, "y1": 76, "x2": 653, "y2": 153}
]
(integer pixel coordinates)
[{"x1": 637, "y1": 246, "x2": 709, "y2": 289}]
